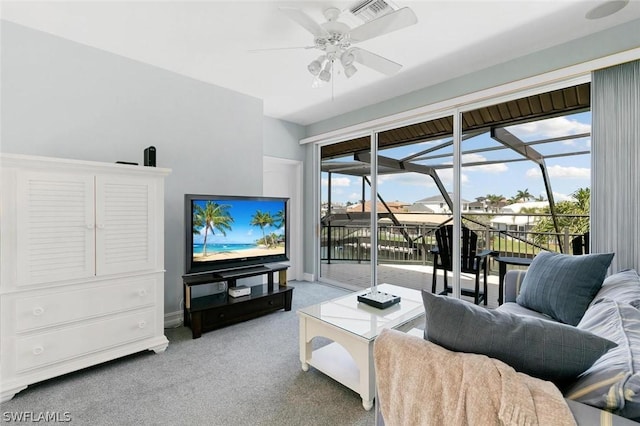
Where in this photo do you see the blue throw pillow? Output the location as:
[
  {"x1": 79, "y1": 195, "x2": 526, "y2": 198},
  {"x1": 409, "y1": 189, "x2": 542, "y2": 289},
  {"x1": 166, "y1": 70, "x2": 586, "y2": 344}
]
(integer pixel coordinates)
[
  {"x1": 516, "y1": 251, "x2": 614, "y2": 325},
  {"x1": 422, "y1": 291, "x2": 616, "y2": 383}
]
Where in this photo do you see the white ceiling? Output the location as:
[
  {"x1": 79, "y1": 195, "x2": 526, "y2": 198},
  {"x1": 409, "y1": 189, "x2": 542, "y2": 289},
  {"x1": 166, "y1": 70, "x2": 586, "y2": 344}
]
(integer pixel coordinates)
[{"x1": 2, "y1": 1, "x2": 639, "y2": 126}]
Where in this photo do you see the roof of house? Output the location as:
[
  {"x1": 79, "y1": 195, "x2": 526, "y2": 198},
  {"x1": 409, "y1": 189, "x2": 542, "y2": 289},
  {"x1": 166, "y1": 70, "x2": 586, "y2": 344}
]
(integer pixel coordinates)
[
  {"x1": 414, "y1": 193, "x2": 471, "y2": 204},
  {"x1": 500, "y1": 201, "x2": 549, "y2": 213},
  {"x1": 346, "y1": 200, "x2": 410, "y2": 214}
]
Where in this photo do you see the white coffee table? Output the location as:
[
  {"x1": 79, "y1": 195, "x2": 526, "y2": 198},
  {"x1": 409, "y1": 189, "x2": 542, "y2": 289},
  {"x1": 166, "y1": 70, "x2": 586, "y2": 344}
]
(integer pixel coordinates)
[{"x1": 297, "y1": 283, "x2": 425, "y2": 410}]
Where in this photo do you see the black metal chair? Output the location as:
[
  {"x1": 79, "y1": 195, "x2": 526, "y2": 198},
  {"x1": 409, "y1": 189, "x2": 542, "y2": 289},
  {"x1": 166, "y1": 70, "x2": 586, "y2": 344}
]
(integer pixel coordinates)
[
  {"x1": 430, "y1": 225, "x2": 493, "y2": 305},
  {"x1": 571, "y1": 231, "x2": 590, "y2": 255}
]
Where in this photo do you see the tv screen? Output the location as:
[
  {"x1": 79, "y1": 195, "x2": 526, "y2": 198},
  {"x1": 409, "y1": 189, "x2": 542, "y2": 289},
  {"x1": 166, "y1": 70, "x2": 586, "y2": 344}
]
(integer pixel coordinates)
[{"x1": 184, "y1": 194, "x2": 289, "y2": 274}]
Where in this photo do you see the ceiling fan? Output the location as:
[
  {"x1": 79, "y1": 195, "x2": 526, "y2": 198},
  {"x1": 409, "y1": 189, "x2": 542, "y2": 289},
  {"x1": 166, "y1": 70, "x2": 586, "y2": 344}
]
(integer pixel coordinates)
[{"x1": 277, "y1": 5, "x2": 418, "y2": 83}]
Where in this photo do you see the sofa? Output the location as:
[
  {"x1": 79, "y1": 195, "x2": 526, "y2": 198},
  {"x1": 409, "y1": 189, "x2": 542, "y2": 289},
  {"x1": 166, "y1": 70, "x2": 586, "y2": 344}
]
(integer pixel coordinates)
[{"x1": 374, "y1": 252, "x2": 640, "y2": 425}]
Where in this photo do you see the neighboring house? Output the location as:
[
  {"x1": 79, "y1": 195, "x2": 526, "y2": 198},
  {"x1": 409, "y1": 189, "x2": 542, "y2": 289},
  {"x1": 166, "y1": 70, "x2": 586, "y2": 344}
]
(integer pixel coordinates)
[
  {"x1": 491, "y1": 201, "x2": 549, "y2": 232},
  {"x1": 409, "y1": 193, "x2": 471, "y2": 213},
  {"x1": 467, "y1": 198, "x2": 488, "y2": 212},
  {"x1": 346, "y1": 200, "x2": 410, "y2": 213},
  {"x1": 321, "y1": 202, "x2": 347, "y2": 216}
]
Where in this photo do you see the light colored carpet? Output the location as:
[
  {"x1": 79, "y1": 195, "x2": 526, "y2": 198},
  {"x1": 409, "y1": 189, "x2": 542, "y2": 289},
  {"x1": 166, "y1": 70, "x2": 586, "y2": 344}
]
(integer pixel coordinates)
[{"x1": 1, "y1": 282, "x2": 377, "y2": 425}]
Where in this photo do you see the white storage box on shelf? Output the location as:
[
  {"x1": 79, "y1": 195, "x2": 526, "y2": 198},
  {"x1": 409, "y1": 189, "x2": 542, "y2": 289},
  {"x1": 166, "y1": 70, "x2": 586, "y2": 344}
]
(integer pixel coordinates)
[{"x1": 0, "y1": 154, "x2": 171, "y2": 402}]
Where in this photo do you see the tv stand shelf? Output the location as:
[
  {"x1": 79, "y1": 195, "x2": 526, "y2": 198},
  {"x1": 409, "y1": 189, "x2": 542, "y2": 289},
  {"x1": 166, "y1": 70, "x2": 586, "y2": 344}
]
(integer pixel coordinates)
[{"x1": 182, "y1": 264, "x2": 292, "y2": 338}]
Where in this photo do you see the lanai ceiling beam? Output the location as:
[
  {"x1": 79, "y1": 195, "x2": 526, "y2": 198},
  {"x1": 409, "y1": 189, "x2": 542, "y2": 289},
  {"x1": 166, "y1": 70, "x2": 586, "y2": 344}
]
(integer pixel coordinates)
[
  {"x1": 491, "y1": 127, "x2": 564, "y2": 252},
  {"x1": 410, "y1": 132, "x2": 591, "y2": 162},
  {"x1": 427, "y1": 150, "x2": 590, "y2": 169},
  {"x1": 400, "y1": 131, "x2": 483, "y2": 162},
  {"x1": 355, "y1": 152, "x2": 454, "y2": 213}
]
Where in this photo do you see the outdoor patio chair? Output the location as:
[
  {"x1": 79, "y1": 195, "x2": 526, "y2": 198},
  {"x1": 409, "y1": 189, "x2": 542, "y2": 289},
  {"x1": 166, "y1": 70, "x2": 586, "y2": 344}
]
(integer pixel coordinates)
[
  {"x1": 430, "y1": 224, "x2": 493, "y2": 305},
  {"x1": 571, "y1": 231, "x2": 590, "y2": 255}
]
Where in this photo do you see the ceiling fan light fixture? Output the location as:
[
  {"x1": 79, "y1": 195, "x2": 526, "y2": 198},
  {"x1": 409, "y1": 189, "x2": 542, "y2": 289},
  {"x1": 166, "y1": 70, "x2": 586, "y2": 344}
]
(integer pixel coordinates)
[
  {"x1": 319, "y1": 60, "x2": 332, "y2": 82},
  {"x1": 341, "y1": 50, "x2": 355, "y2": 67},
  {"x1": 279, "y1": 5, "x2": 417, "y2": 86},
  {"x1": 344, "y1": 64, "x2": 358, "y2": 78},
  {"x1": 318, "y1": 69, "x2": 331, "y2": 82},
  {"x1": 307, "y1": 55, "x2": 325, "y2": 76}
]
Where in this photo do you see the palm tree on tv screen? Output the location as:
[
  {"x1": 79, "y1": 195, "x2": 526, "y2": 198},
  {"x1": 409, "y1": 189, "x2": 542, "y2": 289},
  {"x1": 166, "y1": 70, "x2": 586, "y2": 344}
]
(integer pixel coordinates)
[
  {"x1": 274, "y1": 209, "x2": 284, "y2": 229},
  {"x1": 193, "y1": 201, "x2": 234, "y2": 256},
  {"x1": 273, "y1": 209, "x2": 285, "y2": 242},
  {"x1": 251, "y1": 210, "x2": 274, "y2": 246}
]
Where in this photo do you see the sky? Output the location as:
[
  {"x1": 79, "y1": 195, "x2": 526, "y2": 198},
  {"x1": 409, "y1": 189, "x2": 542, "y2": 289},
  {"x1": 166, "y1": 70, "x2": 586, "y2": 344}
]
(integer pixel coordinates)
[
  {"x1": 321, "y1": 111, "x2": 591, "y2": 205},
  {"x1": 192, "y1": 199, "x2": 286, "y2": 244}
]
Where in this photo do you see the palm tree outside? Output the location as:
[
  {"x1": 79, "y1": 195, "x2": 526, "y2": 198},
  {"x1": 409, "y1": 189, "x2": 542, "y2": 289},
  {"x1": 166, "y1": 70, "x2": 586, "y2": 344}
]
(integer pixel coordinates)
[
  {"x1": 485, "y1": 194, "x2": 505, "y2": 213},
  {"x1": 514, "y1": 189, "x2": 533, "y2": 203},
  {"x1": 531, "y1": 187, "x2": 590, "y2": 244}
]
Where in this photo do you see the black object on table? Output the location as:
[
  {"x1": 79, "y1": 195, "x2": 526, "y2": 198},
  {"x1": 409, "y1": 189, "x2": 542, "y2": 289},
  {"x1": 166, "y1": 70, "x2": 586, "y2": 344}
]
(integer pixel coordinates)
[
  {"x1": 494, "y1": 256, "x2": 533, "y2": 305},
  {"x1": 357, "y1": 290, "x2": 401, "y2": 309}
]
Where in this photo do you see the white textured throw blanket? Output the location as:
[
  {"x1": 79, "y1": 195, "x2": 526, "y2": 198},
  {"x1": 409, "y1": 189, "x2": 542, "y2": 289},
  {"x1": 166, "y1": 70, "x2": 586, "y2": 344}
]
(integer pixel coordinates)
[{"x1": 374, "y1": 329, "x2": 576, "y2": 426}]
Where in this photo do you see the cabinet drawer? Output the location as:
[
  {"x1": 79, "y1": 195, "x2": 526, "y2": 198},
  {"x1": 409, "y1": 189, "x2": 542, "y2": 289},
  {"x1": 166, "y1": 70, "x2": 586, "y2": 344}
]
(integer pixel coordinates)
[
  {"x1": 221, "y1": 294, "x2": 284, "y2": 318},
  {"x1": 15, "y1": 278, "x2": 156, "y2": 332},
  {"x1": 14, "y1": 308, "x2": 156, "y2": 372},
  {"x1": 201, "y1": 293, "x2": 285, "y2": 329}
]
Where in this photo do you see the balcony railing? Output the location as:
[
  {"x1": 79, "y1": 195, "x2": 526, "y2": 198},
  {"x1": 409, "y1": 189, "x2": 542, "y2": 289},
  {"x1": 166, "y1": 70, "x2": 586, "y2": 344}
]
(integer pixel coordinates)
[{"x1": 320, "y1": 212, "x2": 589, "y2": 273}]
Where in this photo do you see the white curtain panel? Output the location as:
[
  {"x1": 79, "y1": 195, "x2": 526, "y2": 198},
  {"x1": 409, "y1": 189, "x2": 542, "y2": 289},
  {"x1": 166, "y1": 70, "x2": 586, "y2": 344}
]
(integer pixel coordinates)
[{"x1": 592, "y1": 59, "x2": 640, "y2": 273}]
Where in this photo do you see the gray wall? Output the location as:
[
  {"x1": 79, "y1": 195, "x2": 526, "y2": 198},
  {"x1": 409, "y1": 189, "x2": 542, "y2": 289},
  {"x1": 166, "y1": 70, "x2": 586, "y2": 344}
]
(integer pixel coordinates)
[
  {"x1": 1, "y1": 21, "x2": 303, "y2": 318},
  {"x1": 263, "y1": 116, "x2": 306, "y2": 162}
]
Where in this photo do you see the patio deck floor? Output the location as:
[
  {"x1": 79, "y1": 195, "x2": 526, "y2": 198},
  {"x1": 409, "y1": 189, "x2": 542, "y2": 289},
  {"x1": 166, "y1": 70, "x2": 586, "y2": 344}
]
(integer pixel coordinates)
[{"x1": 320, "y1": 262, "x2": 502, "y2": 309}]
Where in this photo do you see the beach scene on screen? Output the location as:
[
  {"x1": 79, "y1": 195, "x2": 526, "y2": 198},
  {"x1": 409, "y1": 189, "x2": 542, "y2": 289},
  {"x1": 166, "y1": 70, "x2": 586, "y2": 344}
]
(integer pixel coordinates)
[{"x1": 192, "y1": 199, "x2": 286, "y2": 262}]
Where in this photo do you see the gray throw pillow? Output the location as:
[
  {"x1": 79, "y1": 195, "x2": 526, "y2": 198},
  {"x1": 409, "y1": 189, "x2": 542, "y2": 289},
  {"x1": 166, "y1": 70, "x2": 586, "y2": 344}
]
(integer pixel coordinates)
[
  {"x1": 591, "y1": 269, "x2": 640, "y2": 307},
  {"x1": 422, "y1": 290, "x2": 616, "y2": 383},
  {"x1": 566, "y1": 298, "x2": 640, "y2": 420},
  {"x1": 516, "y1": 251, "x2": 614, "y2": 325}
]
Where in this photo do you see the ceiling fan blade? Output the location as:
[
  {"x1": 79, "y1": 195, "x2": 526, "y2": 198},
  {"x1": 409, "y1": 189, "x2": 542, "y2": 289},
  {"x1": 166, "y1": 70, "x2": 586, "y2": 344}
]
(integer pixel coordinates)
[
  {"x1": 279, "y1": 7, "x2": 329, "y2": 38},
  {"x1": 351, "y1": 47, "x2": 402, "y2": 76},
  {"x1": 349, "y1": 7, "x2": 418, "y2": 43},
  {"x1": 248, "y1": 46, "x2": 315, "y2": 52}
]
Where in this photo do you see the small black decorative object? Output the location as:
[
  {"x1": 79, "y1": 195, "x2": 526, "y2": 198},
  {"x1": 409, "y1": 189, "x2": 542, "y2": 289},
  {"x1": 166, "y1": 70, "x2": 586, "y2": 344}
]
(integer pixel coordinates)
[
  {"x1": 358, "y1": 290, "x2": 401, "y2": 309},
  {"x1": 144, "y1": 146, "x2": 156, "y2": 167}
]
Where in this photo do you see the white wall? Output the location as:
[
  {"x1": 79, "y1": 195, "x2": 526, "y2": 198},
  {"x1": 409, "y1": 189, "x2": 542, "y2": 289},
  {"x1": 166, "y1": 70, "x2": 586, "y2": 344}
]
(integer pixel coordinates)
[{"x1": 1, "y1": 21, "x2": 304, "y2": 321}]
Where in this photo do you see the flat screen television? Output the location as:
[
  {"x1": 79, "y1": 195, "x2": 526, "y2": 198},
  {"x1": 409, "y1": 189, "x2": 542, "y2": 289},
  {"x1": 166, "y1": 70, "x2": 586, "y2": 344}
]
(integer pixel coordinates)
[{"x1": 184, "y1": 194, "x2": 289, "y2": 274}]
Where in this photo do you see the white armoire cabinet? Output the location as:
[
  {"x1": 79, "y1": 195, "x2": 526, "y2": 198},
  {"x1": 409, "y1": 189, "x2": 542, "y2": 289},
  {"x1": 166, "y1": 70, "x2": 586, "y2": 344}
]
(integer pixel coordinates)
[{"x1": 0, "y1": 154, "x2": 170, "y2": 401}]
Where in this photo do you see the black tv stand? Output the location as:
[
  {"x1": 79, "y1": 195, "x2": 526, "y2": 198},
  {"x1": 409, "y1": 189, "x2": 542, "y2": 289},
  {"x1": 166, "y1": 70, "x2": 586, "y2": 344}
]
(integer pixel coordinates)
[{"x1": 182, "y1": 264, "x2": 292, "y2": 338}]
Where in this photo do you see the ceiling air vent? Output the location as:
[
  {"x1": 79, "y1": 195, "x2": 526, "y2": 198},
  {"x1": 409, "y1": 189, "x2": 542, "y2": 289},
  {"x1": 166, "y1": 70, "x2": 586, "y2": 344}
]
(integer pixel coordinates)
[{"x1": 349, "y1": 0, "x2": 397, "y2": 23}]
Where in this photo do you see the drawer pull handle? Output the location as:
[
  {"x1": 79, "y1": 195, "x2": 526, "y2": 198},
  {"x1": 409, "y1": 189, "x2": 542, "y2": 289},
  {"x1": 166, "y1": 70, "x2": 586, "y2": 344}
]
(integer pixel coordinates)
[
  {"x1": 138, "y1": 320, "x2": 146, "y2": 329},
  {"x1": 138, "y1": 289, "x2": 147, "y2": 297},
  {"x1": 33, "y1": 307, "x2": 45, "y2": 316},
  {"x1": 32, "y1": 346, "x2": 44, "y2": 355}
]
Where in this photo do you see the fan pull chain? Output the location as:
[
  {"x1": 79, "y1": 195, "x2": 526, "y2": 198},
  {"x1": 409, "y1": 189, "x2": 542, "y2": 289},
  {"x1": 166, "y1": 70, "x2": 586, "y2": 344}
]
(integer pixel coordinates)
[{"x1": 331, "y1": 59, "x2": 335, "y2": 101}]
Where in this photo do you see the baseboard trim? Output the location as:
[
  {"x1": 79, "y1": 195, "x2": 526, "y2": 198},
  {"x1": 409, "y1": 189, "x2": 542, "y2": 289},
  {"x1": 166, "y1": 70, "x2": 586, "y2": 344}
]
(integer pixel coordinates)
[
  {"x1": 164, "y1": 310, "x2": 183, "y2": 329},
  {"x1": 303, "y1": 272, "x2": 315, "y2": 282}
]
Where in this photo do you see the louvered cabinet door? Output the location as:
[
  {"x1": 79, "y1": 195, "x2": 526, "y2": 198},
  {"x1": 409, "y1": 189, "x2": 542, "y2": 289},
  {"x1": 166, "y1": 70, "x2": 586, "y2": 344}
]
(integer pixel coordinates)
[
  {"x1": 15, "y1": 172, "x2": 96, "y2": 286},
  {"x1": 94, "y1": 175, "x2": 158, "y2": 276}
]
